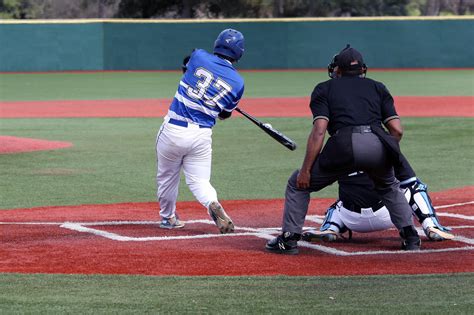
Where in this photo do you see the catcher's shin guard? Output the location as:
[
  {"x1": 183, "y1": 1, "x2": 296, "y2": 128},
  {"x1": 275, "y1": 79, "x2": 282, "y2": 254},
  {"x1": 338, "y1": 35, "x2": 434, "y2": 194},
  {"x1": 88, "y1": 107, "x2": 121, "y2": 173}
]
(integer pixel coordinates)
[
  {"x1": 320, "y1": 201, "x2": 351, "y2": 235},
  {"x1": 320, "y1": 202, "x2": 343, "y2": 232},
  {"x1": 303, "y1": 201, "x2": 351, "y2": 242},
  {"x1": 402, "y1": 179, "x2": 453, "y2": 241}
]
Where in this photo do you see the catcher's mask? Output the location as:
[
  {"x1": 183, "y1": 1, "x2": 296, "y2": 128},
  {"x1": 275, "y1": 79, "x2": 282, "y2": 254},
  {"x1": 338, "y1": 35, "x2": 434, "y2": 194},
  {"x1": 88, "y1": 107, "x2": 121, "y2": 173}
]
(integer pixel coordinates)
[
  {"x1": 328, "y1": 44, "x2": 367, "y2": 78},
  {"x1": 327, "y1": 54, "x2": 338, "y2": 78}
]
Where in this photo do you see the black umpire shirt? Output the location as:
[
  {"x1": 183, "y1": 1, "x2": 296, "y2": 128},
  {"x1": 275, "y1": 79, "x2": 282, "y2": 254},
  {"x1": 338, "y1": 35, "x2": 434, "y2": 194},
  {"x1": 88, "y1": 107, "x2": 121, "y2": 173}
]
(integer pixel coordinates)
[
  {"x1": 310, "y1": 73, "x2": 403, "y2": 209},
  {"x1": 310, "y1": 74, "x2": 399, "y2": 136}
]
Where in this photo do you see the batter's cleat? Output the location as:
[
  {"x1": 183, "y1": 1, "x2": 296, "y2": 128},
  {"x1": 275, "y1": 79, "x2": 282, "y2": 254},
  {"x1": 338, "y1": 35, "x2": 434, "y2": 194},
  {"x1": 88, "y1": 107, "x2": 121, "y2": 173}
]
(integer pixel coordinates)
[
  {"x1": 208, "y1": 202, "x2": 234, "y2": 234},
  {"x1": 159, "y1": 215, "x2": 185, "y2": 229},
  {"x1": 265, "y1": 232, "x2": 300, "y2": 255},
  {"x1": 399, "y1": 226, "x2": 421, "y2": 251},
  {"x1": 302, "y1": 230, "x2": 339, "y2": 242},
  {"x1": 424, "y1": 226, "x2": 455, "y2": 241}
]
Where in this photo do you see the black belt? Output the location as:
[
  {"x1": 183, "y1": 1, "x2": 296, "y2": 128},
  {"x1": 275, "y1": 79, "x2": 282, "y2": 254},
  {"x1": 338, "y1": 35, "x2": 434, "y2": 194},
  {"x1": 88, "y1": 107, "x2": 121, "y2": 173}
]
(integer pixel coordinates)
[
  {"x1": 341, "y1": 201, "x2": 384, "y2": 213},
  {"x1": 351, "y1": 125, "x2": 372, "y2": 133},
  {"x1": 168, "y1": 118, "x2": 211, "y2": 129},
  {"x1": 333, "y1": 125, "x2": 372, "y2": 136}
]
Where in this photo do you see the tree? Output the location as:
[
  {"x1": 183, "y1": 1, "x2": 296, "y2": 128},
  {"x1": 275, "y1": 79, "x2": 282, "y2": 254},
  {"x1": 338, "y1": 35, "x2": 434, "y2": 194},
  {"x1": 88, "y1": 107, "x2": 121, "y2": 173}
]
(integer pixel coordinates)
[
  {"x1": 1, "y1": 0, "x2": 472, "y2": 19},
  {"x1": 424, "y1": 0, "x2": 441, "y2": 15},
  {"x1": 0, "y1": 0, "x2": 33, "y2": 18},
  {"x1": 117, "y1": 0, "x2": 184, "y2": 18},
  {"x1": 0, "y1": 0, "x2": 121, "y2": 19}
]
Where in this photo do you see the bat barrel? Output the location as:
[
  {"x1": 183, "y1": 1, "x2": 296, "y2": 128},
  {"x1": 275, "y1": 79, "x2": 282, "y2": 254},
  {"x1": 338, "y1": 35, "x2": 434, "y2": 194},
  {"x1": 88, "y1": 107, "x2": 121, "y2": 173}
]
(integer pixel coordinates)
[{"x1": 236, "y1": 107, "x2": 297, "y2": 151}]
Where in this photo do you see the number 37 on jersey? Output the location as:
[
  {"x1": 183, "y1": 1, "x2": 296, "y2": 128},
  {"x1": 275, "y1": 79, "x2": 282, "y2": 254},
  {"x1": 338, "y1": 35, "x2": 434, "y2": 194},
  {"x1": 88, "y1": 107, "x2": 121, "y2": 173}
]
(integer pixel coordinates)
[{"x1": 186, "y1": 67, "x2": 233, "y2": 108}]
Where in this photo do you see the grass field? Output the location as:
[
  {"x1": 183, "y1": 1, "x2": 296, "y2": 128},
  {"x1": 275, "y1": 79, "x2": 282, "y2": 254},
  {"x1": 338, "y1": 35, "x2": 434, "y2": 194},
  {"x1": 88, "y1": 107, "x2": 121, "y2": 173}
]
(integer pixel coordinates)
[
  {"x1": 1, "y1": 70, "x2": 473, "y2": 101},
  {"x1": 0, "y1": 117, "x2": 472, "y2": 209},
  {"x1": 1, "y1": 273, "x2": 473, "y2": 313},
  {"x1": 1, "y1": 70, "x2": 473, "y2": 313}
]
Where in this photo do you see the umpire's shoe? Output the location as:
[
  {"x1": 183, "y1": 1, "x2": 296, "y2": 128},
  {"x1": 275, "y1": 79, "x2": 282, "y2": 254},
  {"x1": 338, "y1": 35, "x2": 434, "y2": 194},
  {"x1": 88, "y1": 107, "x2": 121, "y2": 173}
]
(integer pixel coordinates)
[
  {"x1": 265, "y1": 232, "x2": 301, "y2": 255},
  {"x1": 400, "y1": 226, "x2": 421, "y2": 251}
]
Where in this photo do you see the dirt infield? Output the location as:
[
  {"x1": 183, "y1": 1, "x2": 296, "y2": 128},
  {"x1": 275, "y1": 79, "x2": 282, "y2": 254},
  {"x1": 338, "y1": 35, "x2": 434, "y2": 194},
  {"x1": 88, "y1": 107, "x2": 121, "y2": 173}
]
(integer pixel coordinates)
[
  {"x1": 1, "y1": 186, "x2": 472, "y2": 276},
  {"x1": 1, "y1": 96, "x2": 472, "y2": 118},
  {"x1": 0, "y1": 136, "x2": 72, "y2": 154}
]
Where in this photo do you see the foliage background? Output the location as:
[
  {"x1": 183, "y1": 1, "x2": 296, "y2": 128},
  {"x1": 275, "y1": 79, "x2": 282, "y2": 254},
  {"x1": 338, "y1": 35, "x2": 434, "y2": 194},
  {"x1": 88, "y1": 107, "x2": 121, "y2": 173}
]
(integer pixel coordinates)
[{"x1": 1, "y1": 0, "x2": 473, "y2": 19}]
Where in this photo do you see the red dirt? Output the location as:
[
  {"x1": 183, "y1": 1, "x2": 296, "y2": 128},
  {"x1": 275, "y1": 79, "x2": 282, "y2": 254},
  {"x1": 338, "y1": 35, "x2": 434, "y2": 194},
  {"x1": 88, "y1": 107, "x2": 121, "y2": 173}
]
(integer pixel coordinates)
[
  {"x1": 0, "y1": 136, "x2": 72, "y2": 154},
  {"x1": 0, "y1": 187, "x2": 472, "y2": 276},
  {"x1": 1, "y1": 96, "x2": 472, "y2": 118}
]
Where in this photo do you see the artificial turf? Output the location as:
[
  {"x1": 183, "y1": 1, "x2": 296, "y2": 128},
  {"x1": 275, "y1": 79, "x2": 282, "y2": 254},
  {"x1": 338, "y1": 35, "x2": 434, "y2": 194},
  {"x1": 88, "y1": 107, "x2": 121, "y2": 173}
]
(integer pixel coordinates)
[
  {"x1": 0, "y1": 69, "x2": 473, "y2": 102},
  {"x1": 0, "y1": 273, "x2": 473, "y2": 314},
  {"x1": 0, "y1": 117, "x2": 472, "y2": 209}
]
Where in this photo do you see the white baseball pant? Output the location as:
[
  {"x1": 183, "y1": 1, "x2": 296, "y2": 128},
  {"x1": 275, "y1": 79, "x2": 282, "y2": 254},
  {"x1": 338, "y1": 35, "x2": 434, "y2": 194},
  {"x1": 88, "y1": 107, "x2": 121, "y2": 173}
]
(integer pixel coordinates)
[
  {"x1": 334, "y1": 201, "x2": 394, "y2": 232},
  {"x1": 156, "y1": 118, "x2": 218, "y2": 219},
  {"x1": 326, "y1": 189, "x2": 438, "y2": 233}
]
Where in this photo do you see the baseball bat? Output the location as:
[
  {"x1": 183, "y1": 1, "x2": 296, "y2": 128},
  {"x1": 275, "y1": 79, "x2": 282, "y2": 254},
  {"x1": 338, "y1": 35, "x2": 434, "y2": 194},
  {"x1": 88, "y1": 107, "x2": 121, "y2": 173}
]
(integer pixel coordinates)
[{"x1": 235, "y1": 107, "x2": 297, "y2": 151}]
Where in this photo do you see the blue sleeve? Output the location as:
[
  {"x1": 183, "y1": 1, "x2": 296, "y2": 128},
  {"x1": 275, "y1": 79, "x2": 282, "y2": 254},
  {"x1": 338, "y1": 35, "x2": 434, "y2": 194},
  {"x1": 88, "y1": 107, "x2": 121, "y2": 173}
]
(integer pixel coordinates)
[{"x1": 221, "y1": 80, "x2": 244, "y2": 112}]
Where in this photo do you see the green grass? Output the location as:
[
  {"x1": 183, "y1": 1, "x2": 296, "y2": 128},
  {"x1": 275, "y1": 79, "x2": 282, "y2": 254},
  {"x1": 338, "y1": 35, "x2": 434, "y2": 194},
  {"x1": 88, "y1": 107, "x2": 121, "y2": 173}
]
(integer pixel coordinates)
[
  {"x1": 1, "y1": 273, "x2": 473, "y2": 314},
  {"x1": 0, "y1": 117, "x2": 472, "y2": 209},
  {"x1": 0, "y1": 70, "x2": 473, "y2": 101}
]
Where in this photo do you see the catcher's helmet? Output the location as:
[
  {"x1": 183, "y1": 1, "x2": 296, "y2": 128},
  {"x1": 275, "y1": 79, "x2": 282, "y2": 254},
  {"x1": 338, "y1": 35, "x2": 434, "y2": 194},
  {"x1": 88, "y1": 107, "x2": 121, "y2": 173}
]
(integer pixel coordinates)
[{"x1": 213, "y1": 29, "x2": 245, "y2": 62}]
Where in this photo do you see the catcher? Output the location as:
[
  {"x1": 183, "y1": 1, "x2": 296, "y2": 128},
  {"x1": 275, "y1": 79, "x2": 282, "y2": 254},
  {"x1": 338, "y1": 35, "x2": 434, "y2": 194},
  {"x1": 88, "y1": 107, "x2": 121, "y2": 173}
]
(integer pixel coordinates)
[
  {"x1": 302, "y1": 171, "x2": 454, "y2": 243},
  {"x1": 302, "y1": 56, "x2": 454, "y2": 243}
]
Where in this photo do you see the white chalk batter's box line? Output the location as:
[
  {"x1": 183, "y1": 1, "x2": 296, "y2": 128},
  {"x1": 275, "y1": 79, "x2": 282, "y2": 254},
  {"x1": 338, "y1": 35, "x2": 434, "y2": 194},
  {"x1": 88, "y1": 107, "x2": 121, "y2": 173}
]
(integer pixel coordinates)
[{"x1": 2, "y1": 201, "x2": 474, "y2": 256}]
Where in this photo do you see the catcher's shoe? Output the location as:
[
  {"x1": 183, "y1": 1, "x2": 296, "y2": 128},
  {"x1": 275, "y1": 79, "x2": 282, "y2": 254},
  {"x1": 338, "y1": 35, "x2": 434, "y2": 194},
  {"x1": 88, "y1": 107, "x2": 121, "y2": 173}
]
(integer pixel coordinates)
[
  {"x1": 400, "y1": 226, "x2": 421, "y2": 251},
  {"x1": 159, "y1": 214, "x2": 185, "y2": 229},
  {"x1": 208, "y1": 202, "x2": 234, "y2": 234},
  {"x1": 302, "y1": 230, "x2": 339, "y2": 242},
  {"x1": 424, "y1": 226, "x2": 454, "y2": 241},
  {"x1": 265, "y1": 232, "x2": 300, "y2": 255}
]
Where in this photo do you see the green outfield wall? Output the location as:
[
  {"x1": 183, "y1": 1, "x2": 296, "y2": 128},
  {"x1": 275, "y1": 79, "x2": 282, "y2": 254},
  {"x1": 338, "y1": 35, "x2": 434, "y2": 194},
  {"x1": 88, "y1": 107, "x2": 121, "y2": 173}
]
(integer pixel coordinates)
[{"x1": 0, "y1": 17, "x2": 473, "y2": 71}]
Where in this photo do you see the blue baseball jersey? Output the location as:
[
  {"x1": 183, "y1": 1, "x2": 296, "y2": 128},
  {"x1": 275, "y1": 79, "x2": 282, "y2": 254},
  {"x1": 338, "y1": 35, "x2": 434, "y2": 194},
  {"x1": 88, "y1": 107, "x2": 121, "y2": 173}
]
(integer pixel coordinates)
[{"x1": 168, "y1": 49, "x2": 245, "y2": 128}]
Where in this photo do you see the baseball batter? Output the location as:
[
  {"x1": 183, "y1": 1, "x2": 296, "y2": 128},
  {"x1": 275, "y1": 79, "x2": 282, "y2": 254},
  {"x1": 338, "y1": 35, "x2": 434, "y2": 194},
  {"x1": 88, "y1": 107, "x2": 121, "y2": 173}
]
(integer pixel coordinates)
[{"x1": 155, "y1": 29, "x2": 245, "y2": 233}]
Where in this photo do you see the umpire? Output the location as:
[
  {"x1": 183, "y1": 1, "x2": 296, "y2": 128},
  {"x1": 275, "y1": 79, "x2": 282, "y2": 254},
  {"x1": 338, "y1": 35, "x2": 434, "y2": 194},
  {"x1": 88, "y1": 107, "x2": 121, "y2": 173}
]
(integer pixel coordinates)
[{"x1": 266, "y1": 45, "x2": 421, "y2": 254}]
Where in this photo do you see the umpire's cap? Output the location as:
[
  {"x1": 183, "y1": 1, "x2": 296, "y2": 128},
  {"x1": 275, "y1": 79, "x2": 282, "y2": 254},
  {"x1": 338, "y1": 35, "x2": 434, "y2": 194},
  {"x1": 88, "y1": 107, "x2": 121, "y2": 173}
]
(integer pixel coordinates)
[{"x1": 336, "y1": 44, "x2": 365, "y2": 70}]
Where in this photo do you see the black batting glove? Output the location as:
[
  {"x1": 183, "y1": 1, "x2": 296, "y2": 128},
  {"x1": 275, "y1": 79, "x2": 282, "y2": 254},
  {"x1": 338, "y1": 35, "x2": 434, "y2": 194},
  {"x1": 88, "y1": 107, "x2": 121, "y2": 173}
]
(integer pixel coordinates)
[
  {"x1": 182, "y1": 55, "x2": 191, "y2": 73},
  {"x1": 218, "y1": 110, "x2": 232, "y2": 120}
]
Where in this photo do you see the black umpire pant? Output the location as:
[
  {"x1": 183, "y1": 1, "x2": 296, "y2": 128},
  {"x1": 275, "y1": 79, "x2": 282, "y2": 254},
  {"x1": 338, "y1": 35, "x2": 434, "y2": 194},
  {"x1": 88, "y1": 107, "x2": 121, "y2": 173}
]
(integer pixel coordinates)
[{"x1": 282, "y1": 128, "x2": 414, "y2": 234}]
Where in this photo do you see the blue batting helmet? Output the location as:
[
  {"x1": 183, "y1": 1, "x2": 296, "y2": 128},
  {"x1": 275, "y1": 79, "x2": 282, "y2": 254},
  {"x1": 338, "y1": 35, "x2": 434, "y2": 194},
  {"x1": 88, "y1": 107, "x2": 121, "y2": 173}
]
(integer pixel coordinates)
[{"x1": 213, "y1": 29, "x2": 245, "y2": 62}]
